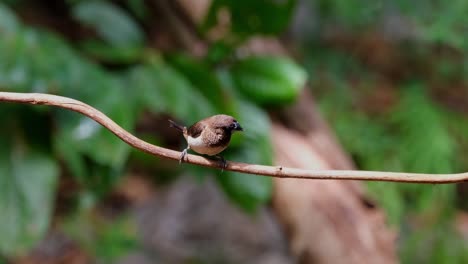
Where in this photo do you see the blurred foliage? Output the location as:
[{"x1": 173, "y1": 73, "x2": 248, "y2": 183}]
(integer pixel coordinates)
[
  {"x1": 63, "y1": 210, "x2": 138, "y2": 262},
  {"x1": 71, "y1": 0, "x2": 145, "y2": 63},
  {"x1": 0, "y1": 0, "x2": 305, "y2": 259},
  {"x1": 0, "y1": 128, "x2": 58, "y2": 255},
  {"x1": 304, "y1": 0, "x2": 468, "y2": 263},
  {"x1": 231, "y1": 56, "x2": 307, "y2": 105},
  {"x1": 1, "y1": 0, "x2": 467, "y2": 263},
  {"x1": 204, "y1": 0, "x2": 296, "y2": 40}
]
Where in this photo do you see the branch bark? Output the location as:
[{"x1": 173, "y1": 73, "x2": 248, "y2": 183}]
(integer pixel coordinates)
[{"x1": 0, "y1": 91, "x2": 466, "y2": 183}]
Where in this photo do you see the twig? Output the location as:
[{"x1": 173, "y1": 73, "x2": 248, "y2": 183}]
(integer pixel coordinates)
[{"x1": 0, "y1": 91, "x2": 467, "y2": 183}]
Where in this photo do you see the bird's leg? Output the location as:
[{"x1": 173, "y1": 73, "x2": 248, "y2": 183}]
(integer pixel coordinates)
[
  {"x1": 180, "y1": 147, "x2": 189, "y2": 164},
  {"x1": 214, "y1": 155, "x2": 227, "y2": 171}
]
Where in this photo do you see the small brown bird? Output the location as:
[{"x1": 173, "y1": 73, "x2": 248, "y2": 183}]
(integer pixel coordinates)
[{"x1": 169, "y1": 114, "x2": 243, "y2": 167}]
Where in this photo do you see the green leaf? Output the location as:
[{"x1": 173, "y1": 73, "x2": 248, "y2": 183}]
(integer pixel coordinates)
[
  {"x1": 72, "y1": 0, "x2": 144, "y2": 47},
  {"x1": 127, "y1": 59, "x2": 216, "y2": 122},
  {"x1": 79, "y1": 40, "x2": 143, "y2": 63},
  {"x1": 0, "y1": 19, "x2": 136, "y2": 181},
  {"x1": 216, "y1": 101, "x2": 273, "y2": 212},
  {"x1": 55, "y1": 82, "x2": 135, "y2": 170},
  {"x1": 231, "y1": 56, "x2": 307, "y2": 105},
  {"x1": 167, "y1": 53, "x2": 236, "y2": 113},
  {"x1": 0, "y1": 27, "x2": 84, "y2": 94},
  {"x1": 0, "y1": 137, "x2": 58, "y2": 255}
]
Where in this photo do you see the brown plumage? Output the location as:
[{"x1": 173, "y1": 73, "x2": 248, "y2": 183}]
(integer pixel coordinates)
[{"x1": 169, "y1": 115, "x2": 243, "y2": 167}]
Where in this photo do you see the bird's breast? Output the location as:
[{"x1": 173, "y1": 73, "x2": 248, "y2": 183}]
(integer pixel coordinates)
[{"x1": 187, "y1": 135, "x2": 227, "y2": 156}]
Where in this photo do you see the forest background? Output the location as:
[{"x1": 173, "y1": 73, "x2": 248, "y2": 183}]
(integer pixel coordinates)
[{"x1": 1, "y1": 0, "x2": 468, "y2": 263}]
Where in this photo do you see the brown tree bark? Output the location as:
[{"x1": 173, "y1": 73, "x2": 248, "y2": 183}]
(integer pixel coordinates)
[{"x1": 272, "y1": 90, "x2": 397, "y2": 263}]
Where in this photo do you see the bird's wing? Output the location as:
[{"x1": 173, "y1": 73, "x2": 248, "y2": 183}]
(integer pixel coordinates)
[{"x1": 187, "y1": 122, "x2": 205, "y2": 138}]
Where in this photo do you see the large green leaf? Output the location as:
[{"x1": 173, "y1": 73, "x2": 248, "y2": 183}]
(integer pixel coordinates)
[
  {"x1": 0, "y1": 25, "x2": 85, "y2": 94},
  {"x1": 231, "y1": 56, "x2": 307, "y2": 105},
  {"x1": 72, "y1": 0, "x2": 144, "y2": 63},
  {"x1": 72, "y1": 1, "x2": 144, "y2": 47},
  {"x1": 127, "y1": 58, "x2": 215, "y2": 122},
  {"x1": 0, "y1": 136, "x2": 58, "y2": 255},
  {"x1": 0, "y1": 16, "x2": 136, "y2": 182}
]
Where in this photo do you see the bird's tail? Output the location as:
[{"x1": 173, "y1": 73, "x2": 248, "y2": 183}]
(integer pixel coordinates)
[{"x1": 168, "y1": 119, "x2": 185, "y2": 132}]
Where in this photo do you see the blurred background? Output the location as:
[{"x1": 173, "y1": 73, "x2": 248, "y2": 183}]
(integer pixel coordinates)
[{"x1": 0, "y1": 0, "x2": 468, "y2": 263}]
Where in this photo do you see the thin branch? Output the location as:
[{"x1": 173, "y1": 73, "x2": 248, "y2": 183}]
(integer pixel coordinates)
[{"x1": 0, "y1": 91, "x2": 467, "y2": 183}]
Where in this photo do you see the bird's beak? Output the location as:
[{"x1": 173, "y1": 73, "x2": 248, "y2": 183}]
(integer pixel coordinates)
[{"x1": 234, "y1": 122, "x2": 243, "y2": 131}]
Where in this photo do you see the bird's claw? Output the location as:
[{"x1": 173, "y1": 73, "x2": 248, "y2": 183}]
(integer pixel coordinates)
[
  {"x1": 215, "y1": 155, "x2": 227, "y2": 172},
  {"x1": 180, "y1": 148, "x2": 188, "y2": 164},
  {"x1": 179, "y1": 150, "x2": 227, "y2": 171}
]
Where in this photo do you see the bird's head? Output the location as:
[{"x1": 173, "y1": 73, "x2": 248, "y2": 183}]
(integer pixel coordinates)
[
  {"x1": 228, "y1": 119, "x2": 243, "y2": 132},
  {"x1": 213, "y1": 115, "x2": 243, "y2": 133}
]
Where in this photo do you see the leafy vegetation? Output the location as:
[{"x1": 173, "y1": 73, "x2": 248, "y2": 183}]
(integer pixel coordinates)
[
  {"x1": 0, "y1": 0, "x2": 304, "y2": 259},
  {"x1": 304, "y1": 1, "x2": 468, "y2": 262},
  {"x1": 1, "y1": 0, "x2": 467, "y2": 263}
]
